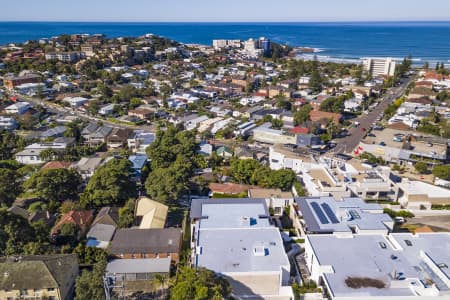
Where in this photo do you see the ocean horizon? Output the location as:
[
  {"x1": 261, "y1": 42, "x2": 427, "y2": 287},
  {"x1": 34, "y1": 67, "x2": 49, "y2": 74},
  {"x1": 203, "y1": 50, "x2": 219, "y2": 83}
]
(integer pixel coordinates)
[{"x1": 1, "y1": 21, "x2": 450, "y2": 64}]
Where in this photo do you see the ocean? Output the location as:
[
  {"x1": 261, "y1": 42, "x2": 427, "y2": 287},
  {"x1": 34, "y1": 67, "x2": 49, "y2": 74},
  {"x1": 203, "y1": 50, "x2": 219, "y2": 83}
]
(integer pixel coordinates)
[{"x1": 1, "y1": 22, "x2": 450, "y2": 64}]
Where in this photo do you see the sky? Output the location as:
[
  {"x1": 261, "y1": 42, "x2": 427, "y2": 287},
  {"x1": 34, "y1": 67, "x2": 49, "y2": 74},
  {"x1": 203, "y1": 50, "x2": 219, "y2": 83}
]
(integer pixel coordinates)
[{"x1": 2, "y1": 0, "x2": 450, "y2": 22}]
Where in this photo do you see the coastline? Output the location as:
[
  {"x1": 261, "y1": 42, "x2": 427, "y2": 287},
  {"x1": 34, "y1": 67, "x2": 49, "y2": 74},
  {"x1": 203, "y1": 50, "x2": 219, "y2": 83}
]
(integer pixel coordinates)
[{"x1": 1, "y1": 21, "x2": 450, "y2": 64}]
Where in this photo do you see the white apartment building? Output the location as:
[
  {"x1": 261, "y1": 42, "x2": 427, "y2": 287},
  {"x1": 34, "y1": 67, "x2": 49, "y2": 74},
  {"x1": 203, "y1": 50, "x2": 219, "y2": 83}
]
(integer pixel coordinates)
[
  {"x1": 363, "y1": 58, "x2": 396, "y2": 77},
  {"x1": 304, "y1": 233, "x2": 450, "y2": 299}
]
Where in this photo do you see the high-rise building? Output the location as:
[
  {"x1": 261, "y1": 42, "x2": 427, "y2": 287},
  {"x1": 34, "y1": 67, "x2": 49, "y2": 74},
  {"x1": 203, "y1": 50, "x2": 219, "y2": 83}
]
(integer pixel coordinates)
[
  {"x1": 259, "y1": 37, "x2": 271, "y2": 56},
  {"x1": 363, "y1": 57, "x2": 397, "y2": 77}
]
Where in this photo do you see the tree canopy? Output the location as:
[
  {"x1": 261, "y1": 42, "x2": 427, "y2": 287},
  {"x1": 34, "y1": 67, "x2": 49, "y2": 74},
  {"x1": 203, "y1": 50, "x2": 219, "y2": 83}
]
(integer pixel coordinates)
[
  {"x1": 0, "y1": 167, "x2": 22, "y2": 207},
  {"x1": 24, "y1": 168, "x2": 82, "y2": 203},
  {"x1": 230, "y1": 159, "x2": 297, "y2": 191},
  {"x1": 170, "y1": 267, "x2": 231, "y2": 300},
  {"x1": 432, "y1": 165, "x2": 450, "y2": 180},
  {"x1": 75, "y1": 258, "x2": 106, "y2": 300},
  {"x1": 145, "y1": 126, "x2": 197, "y2": 205},
  {"x1": 81, "y1": 158, "x2": 137, "y2": 208}
]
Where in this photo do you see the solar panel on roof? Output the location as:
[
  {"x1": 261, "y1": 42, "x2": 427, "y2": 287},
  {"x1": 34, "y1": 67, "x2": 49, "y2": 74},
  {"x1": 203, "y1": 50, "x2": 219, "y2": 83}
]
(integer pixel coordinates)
[
  {"x1": 311, "y1": 202, "x2": 329, "y2": 224},
  {"x1": 321, "y1": 203, "x2": 339, "y2": 224},
  {"x1": 349, "y1": 210, "x2": 361, "y2": 220}
]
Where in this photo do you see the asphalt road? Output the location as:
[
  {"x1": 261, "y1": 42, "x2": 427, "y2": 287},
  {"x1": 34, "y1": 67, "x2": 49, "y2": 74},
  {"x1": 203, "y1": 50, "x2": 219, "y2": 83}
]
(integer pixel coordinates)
[{"x1": 333, "y1": 77, "x2": 413, "y2": 154}]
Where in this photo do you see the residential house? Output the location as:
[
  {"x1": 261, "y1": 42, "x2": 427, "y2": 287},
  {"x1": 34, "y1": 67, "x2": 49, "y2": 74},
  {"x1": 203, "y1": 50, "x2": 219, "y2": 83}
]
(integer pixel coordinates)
[
  {"x1": 8, "y1": 205, "x2": 55, "y2": 226},
  {"x1": 190, "y1": 198, "x2": 293, "y2": 300},
  {"x1": 51, "y1": 210, "x2": 94, "y2": 239},
  {"x1": 85, "y1": 125, "x2": 113, "y2": 146},
  {"x1": 63, "y1": 96, "x2": 88, "y2": 108},
  {"x1": 209, "y1": 182, "x2": 250, "y2": 197},
  {"x1": 248, "y1": 188, "x2": 294, "y2": 215},
  {"x1": 5, "y1": 102, "x2": 31, "y2": 115},
  {"x1": 295, "y1": 196, "x2": 393, "y2": 235},
  {"x1": 40, "y1": 126, "x2": 67, "y2": 140},
  {"x1": 41, "y1": 161, "x2": 73, "y2": 170},
  {"x1": 197, "y1": 141, "x2": 213, "y2": 156},
  {"x1": 0, "y1": 254, "x2": 79, "y2": 300},
  {"x1": 128, "y1": 154, "x2": 148, "y2": 182},
  {"x1": 98, "y1": 103, "x2": 116, "y2": 116},
  {"x1": 216, "y1": 145, "x2": 233, "y2": 158},
  {"x1": 234, "y1": 147, "x2": 253, "y2": 160},
  {"x1": 128, "y1": 108, "x2": 154, "y2": 119},
  {"x1": 305, "y1": 233, "x2": 450, "y2": 299},
  {"x1": 74, "y1": 157, "x2": 103, "y2": 180},
  {"x1": 135, "y1": 197, "x2": 169, "y2": 229},
  {"x1": 0, "y1": 116, "x2": 18, "y2": 130},
  {"x1": 106, "y1": 127, "x2": 133, "y2": 149},
  {"x1": 109, "y1": 228, "x2": 182, "y2": 263},
  {"x1": 15, "y1": 142, "x2": 69, "y2": 165},
  {"x1": 105, "y1": 258, "x2": 171, "y2": 293},
  {"x1": 3, "y1": 74, "x2": 41, "y2": 90},
  {"x1": 81, "y1": 123, "x2": 99, "y2": 140},
  {"x1": 397, "y1": 179, "x2": 450, "y2": 209},
  {"x1": 86, "y1": 223, "x2": 116, "y2": 249},
  {"x1": 127, "y1": 130, "x2": 155, "y2": 154},
  {"x1": 91, "y1": 206, "x2": 120, "y2": 228}
]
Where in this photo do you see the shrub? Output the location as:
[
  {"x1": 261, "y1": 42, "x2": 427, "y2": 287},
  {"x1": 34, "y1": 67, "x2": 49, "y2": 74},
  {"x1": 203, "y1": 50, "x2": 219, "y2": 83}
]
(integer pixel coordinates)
[{"x1": 345, "y1": 277, "x2": 386, "y2": 289}]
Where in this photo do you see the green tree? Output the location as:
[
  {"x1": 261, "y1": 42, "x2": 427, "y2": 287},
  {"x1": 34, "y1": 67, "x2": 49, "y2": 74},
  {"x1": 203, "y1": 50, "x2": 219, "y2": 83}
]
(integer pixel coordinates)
[
  {"x1": 24, "y1": 168, "x2": 82, "y2": 203},
  {"x1": 432, "y1": 165, "x2": 450, "y2": 180},
  {"x1": 81, "y1": 159, "x2": 137, "y2": 208},
  {"x1": 0, "y1": 168, "x2": 22, "y2": 207},
  {"x1": 118, "y1": 198, "x2": 135, "y2": 228},
  {"x1": 414, "y1": 162, "x2": 428, "y2": 174},
  {"x1": 170, "y1": 267, "x2": 231, "y2": 300},
  {"x1": 0, "y1": 211, "x2": 38, "y2": 255},
  {"x1": 75, "y1": 258, "x2": 106, "y2": 300},
  {"x1": 58, "y1": 222, "x2": 78, "y2": 245},
  {"x1": 294, "y1": 104, "x2": 312, "y2": 125},
  {"x1": 0, "y1": 131, "x2": 26, "y2": 160},
  {"x1": 230, "y1": 159, "x2": 262, "y2": 184},
  {"x1": 145, "y1": 164, "x2": 188, "y2": 205}
]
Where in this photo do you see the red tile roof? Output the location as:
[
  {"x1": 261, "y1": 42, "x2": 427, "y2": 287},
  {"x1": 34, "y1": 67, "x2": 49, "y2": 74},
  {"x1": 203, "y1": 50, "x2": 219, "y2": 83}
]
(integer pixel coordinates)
[
  {"x1": 41, "y1": 161, "x2": 73, "y2": 170},
  {"x1": 51, "y1": 210, "x2": 94, "y2": 235},
  {"x1": 290, "y1": 127, "x2": 310, "y2": 134}
]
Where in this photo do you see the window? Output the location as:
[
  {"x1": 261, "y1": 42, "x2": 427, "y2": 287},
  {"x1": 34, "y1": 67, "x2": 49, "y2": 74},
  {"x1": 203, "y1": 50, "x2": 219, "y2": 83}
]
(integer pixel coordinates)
[
  {"x1": 404, "y1": 240, "x2": 413, "y2": 246},
  {"x1": 274, "y1": 207, "x2": 282, "y2": 215},
  {"x1": 47, "y1": 288, "x2": 55, "y2": 292},
  {"x1": 378, "y1": 242, "x2": 387, "y2": 249}
]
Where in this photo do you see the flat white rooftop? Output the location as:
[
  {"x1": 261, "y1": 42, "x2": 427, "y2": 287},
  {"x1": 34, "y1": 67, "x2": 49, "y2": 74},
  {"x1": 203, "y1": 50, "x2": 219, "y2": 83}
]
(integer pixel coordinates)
[
  {"x1": 194, "y1": 201, "x2": 289, "y2": 274},
  {"x1": 307, "y1": 233, "x2": 450, "y2": 298},
  {"x1": 398, "y1": 180, "x2": 450, "y2": 199},
  {"x1": 197, "y1": 227, "x2": 289, "y2": 273},
  {"x1": 200, "y1": 203, "x2": 270, "y2": 229}
]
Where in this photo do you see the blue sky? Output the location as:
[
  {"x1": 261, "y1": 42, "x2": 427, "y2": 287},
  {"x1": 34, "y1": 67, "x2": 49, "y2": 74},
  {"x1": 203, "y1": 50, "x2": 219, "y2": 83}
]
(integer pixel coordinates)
[{"x1": 2, "y1": 0, "x2": 450, "y2": 22}]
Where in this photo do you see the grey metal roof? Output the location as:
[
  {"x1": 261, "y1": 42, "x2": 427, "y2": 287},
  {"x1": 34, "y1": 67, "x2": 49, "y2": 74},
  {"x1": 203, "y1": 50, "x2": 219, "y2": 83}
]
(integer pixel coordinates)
[
  {"x1": 81, "y1": 122, "x2": 99, "y2": 135},
  {"x1": 106, "y1": 258, "x2": 170, "y2": 274},
  {"x1": 40, "y1": 126, "x2": 66, "y2": 138},
  {"x1": 87, "y1": 223, "x2": 116, "y2": 242},
  {"x1": 190, "y1": 198, "x2": 268, "y2": 220},
  {"x1": 109, "y1": 228, "x2": 182, "y2": 254}
]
